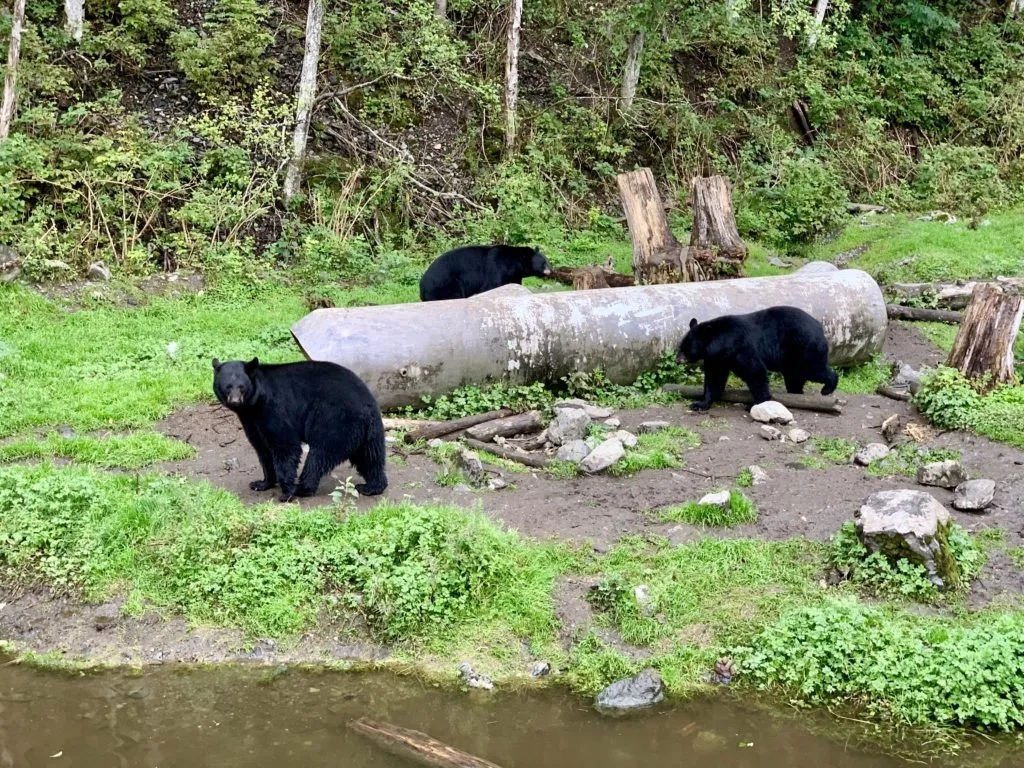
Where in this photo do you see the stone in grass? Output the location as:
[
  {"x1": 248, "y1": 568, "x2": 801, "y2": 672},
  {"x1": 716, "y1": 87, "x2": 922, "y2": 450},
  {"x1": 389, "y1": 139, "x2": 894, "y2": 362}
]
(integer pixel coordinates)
[
  {"x1": 637, "y1": 421, "x2": 671, "y2": 434},
  {"x1": 579, "y1": 438, "x2": 625, "y2": 474},
  {"x1": 855, "y1": 489, "x2": 959, "y2": 589},
  {"x1": 556, "y1": 439, "x2": 591, "y2": 463},
  {"x1": 548, "y1": 407, "x2": 591, "y2": 446},
  {"x1": 610, "y1": 429, "x2": 638, "y2": 448},
  {"x1": 749, "y1": 401, "x2": 794, "y2": 425},
  {"x1": 698, "y1": 490, "x2": 731, "y2": 508},
  {"x1": 595, "y1": 668, "x2": 665, "y2": 713},
  {"x1": 759, "y1": 425, "x2": 782, "y2": 441},
  {"x1": 458, "y1": 663, "x2": 494, "y2": 691},
  {"x1": 747, "y1": 465, "x2": 769, "y2": 485},
  {"x1": 917, "y1": 460, "x2": 968, "y2": 489},
  {"x1": 458, "y1": 450, "x2": 486, "y2": 487},
  {"x1": 854, "y1": 443, "x2": 890, "y2": 466},
  {"x1": 952, "y1": 479, "x2": 995, "y2": 512}
]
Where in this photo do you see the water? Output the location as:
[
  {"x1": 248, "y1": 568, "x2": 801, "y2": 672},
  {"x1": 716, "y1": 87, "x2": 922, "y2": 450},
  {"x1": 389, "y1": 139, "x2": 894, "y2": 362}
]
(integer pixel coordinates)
[{"x1": 0, "y1": 663, "x2": 1014, "y2": 767}]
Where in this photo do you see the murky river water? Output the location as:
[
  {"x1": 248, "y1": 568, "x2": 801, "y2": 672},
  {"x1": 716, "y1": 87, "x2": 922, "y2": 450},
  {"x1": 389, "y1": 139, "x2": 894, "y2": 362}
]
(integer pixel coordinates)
[{"x1": 0, "y1": 662, "x2": 1017, "y2": 767}]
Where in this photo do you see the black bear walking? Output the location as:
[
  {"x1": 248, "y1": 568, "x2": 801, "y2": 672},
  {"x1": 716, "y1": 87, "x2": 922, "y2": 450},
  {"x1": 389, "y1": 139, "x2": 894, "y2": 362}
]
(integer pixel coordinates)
[
  {"x1": 212, "y1": 358, "x2": 388, "y2": 502},
  {"x1": 676, "y1": 306, "x2": 839, "y2": 411},
  {"x1": 419, "y1": 244, "x2": 553, "y2": 301}
]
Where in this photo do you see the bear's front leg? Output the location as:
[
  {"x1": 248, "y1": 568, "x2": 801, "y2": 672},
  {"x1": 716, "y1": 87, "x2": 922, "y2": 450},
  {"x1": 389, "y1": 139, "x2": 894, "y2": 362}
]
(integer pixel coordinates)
[
  {"x1": 240, "y1": 420, "x2": 277, "y2": 491},
  {"x1": 690, "y1": 361, "x2": 728, "y2": 411}
]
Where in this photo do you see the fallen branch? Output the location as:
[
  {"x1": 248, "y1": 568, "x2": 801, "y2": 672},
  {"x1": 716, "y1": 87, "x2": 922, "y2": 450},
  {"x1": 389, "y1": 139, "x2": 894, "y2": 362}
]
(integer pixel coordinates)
[
  {"x1": 465, "y1": 411, "x2": 543, "y2": 442},
  {"x1": 348, "y1": 718, "x2": 504, "y2": 768},
  {"x1": 465, "y1": 438, "x2": 549, "y2": 469},
  {"x1": 876, "y1": 385, "x2": 911, "y2": 402},
  {"x1": 549, "y1": 266, "x2": 635, "y2": 288},
  {"x1": 886, "y1": 304, "x2": 962, "y2": 324},
  {"x1": 889, "y1": 277, "x2": 1024, "y2": 310},
  {"x1": 382, "y1": 417, "x2": 443, "y2": 432},
  {"x1": 846, "y1": 202, "x2": 888, "y2": 214},
  {"x1": 404, "y1": 409, "x2": 515, "y2": 444},
  {"x1": 662, "y1": 384, "x2": 843, "y2": 415}
]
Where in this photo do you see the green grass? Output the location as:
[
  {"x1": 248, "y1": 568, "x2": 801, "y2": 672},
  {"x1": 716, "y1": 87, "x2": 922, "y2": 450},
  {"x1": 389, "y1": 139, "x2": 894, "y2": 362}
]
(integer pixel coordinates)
[
  {"x1": 658, "y1": 491, "x2": 757, "y2": 528},
  {"x1": 834, "y1": 357, "x2": 891, "y2": 395},
  {"x1": 798, "y1": 455, "x2": 829, "y2": 470},
  {"x1": 808, "y1": 211, "x2": 1024, "y2": 284},
  {"x1": 0, "y1": 431, "x2": 194, "y2": 469},
  {"x1": 810, "y1": 437, "x2": 859, "y2": 463},
  {"x1": 913, "y1": 321, "x2": 959, "y2": 352},
  {"x1": 609, "y1": 427, "x2": 700, "y2": 476}
]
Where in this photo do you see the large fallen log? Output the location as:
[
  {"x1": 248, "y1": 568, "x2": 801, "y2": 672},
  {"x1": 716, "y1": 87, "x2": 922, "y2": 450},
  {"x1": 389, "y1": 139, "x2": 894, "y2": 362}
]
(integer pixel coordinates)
[
  {"x1": 946, "y1": 283, "x2": 1023, "y2": 389},
  {"x1": 292, "y1": 262, "x2": 887, "y2": 411},
  {"x1": 889, "y1": 277, "x2": 1024, "y2": 310},
  {"x1": 465, "y1": 438, "x2": 549, "y2": 469},
  {"x1": 348, "y1": 718, "x2": 504, "y2": 768},
  {"x1": 403, "y1": 409, "x2": 514, "y2": 444},
  {"x1": 465, "y1": 411, "x2": 543, "y2": 442},
  {"x1": 662, "y1": 384, "x2": 843, "y2": 415},
  {"x1": 886, "y1": 304, "x2": 963, "y2": 324}
]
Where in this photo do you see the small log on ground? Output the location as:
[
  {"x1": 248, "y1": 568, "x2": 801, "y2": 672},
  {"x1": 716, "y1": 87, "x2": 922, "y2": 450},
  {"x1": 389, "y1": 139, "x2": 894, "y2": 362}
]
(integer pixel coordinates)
[
  {"x1": 847, "y1": 203, "x2": 888, "y2": 214},
  {"x1": 889, "y1": 277, "x2": 1024, "y2": 310},
  {"x1": 876, "y1": 385, "x2": 911, "y2": 402},
  {"x1": 383, "y1": 418, "x2": 443, "y2": 432},
  {"x1": 403, "y1": 409, "x2": 515, "y2": 444},
  {"x1": 946, "y1": 283, "x2": 1024, "y2": 389},
  {"x1": 348, "y1": 718, "x2": 504, "y2": 768},
  {"x1": 465, "y1": 411, "x2": 544, "y2": 442},
  {"x1": 550, "y1": 266, "x2": 635, "y2": 289},
  {"x1": 885, "y1": 304, "x2": 963, "y2": 324},
  {"x1": 689, "y1": 175, "x2": 747, "y2": 278},
  {"x1": 617, "y1": 168, "x2": 693, "y2": 284},
  {"x1": 465, "y1": 438, "x2": 549, "y2": 469},
  {"x1": 662, "y1": 384, "x2": 842, "y2": 414}
]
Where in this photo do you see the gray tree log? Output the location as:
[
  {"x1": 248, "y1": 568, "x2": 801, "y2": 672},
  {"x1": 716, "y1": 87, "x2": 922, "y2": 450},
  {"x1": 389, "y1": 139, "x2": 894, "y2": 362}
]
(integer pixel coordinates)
[
  {"x1": 503, "y1": 0, "x2": 523, "y2": 157},
  {"x1": 0, "y1": 0, "x2": 26, "y2": 141},
  {"x1": 283, "y1": 0, "x2": 325, "y2": 202}
]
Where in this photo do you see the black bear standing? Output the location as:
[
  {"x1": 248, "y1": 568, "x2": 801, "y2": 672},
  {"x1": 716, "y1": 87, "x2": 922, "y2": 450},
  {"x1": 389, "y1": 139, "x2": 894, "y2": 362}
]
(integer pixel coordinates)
[
  {"x1": 212, "y1": 358, "x2": 388, "y2": 501},
  {"x1": 419, "y1": 244, "x2": 553, "y2": 301},
  {"x1": 675, "y1": 306, "x2": 839, "y2": 411}
]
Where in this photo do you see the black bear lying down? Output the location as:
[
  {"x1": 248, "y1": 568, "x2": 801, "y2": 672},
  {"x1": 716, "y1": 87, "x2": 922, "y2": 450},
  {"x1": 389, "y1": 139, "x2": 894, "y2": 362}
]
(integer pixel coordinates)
[
  {"x1": 212, "y1": 358, "x2": 388, "y2": 501},
  {"x1": 419, "y1": 244, "x2": 553, "y2": 301},
  {"x1": 675, "y1": 306, "x2": 839, "y2": 411}
]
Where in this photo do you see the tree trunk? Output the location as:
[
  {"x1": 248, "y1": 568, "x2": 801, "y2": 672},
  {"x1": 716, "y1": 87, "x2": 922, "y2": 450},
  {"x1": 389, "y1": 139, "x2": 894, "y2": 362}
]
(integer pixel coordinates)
[
  {"x1": 617, "y1": 168, "x2": 693, "y2": 284},
  {"x1": 946, "y1": 284, "x2": 1023, "y2": 388},
  {"x1": 64, "y1": 0, "x2": 84, "y2": 42},
  {"x1": 725, "y1": 0, "x2": 740, "y2": 23},
  {"x1": 550, "y1": 266, "x2": 634, "y2": 289},
  {"x1": 1008, "y1": 0, "x2": 1024, "y2": 20},
  {"x1": 688, "y1": 175, "x2": 747, "y2": 277},
  {"x1": 618, "y1": 30, "x2": 644, "y2": 113},
  {"x1": 465, "y1": 410, "x2": 544, "y2": 442},
  {"x1": 807, "y1": 0, "x2": 829, "y2": 48},
  {"x1": 503, "y1": 0, "x2": 523, "y2": 158},
  {"x1": 435, "y1": 0, "x2": 447, "y2": 19},
  {"x1": 283, "y1": 0, "x2": 325, "y2": 202},
  {"x1": 349, "y1": 718, "x2": 505, "y2": 768},
  {"x1": 0, "y1": 0, "x2": 26, "y2": 141}
]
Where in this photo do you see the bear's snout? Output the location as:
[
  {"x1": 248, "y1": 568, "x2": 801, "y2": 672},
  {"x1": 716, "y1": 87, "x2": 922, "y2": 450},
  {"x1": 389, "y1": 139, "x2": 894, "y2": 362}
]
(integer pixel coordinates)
[{"x1": 226, "y1": 390, "x2": 245, "y2": 406}]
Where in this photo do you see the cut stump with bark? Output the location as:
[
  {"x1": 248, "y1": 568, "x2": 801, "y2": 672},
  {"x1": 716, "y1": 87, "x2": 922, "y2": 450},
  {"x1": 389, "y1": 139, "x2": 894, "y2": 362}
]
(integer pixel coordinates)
[
  {"x1": 617, "y1": 168, "x2": 694, "y2": 285},
  {"x1": 946, "y1": 283, "x2": 1023, "y2": 389},
  {"x1": 688, "y1": 175, "x2": 747, "y2": 278}
]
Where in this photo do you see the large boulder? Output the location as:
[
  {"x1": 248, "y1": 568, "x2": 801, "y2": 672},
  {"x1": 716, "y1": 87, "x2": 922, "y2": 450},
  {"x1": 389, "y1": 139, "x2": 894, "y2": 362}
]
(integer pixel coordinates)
[
  {"x1": 855, "y1": 490, "x2": 959, "y2": 589},
  {"x1": 595, "y1": 668, "x2": 665, "y2": 712},
  {"x1": 750, "y1": 401, "x2": 794, "y2": 425},
  {"x1": 952, "y1": 479, "x2": 995, "y2": 512}
]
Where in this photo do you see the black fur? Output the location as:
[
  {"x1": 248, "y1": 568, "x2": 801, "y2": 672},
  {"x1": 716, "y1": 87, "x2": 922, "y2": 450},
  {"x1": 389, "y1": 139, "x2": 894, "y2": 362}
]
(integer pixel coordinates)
[
  {"x1": 675, "y1": 306, "x2": 839, "y2": 411},
  {"x1": 212, "y1": 358, "x2": 388, "y2": 502},
  {"x1": 419, "y1": 244, "x2": 553, "y2": 301}
]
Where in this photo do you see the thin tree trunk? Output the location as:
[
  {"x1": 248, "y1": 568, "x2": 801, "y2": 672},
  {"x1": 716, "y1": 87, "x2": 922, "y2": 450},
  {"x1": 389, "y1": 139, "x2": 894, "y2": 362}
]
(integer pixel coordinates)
[
  {"x1": 503, "y1": 0, "x2": 523, "y2": 158},
  {"x1": 617, "y1": 168, "x2": 693, "y2": 284},
  {"x1": 0, "y1": 0, "x2": 26, "y2": 141},
  {"x1": 807, "y1": 0, "x2": 829, "y2": 48},
  {"x1": 618, "y1": 30, "x2": 644, "y2": 113},
  {"x1": 435, "y1": 0, "x2": 447, "y2": 19},
  {"x1": 1008, "y1": 0, "x2": 1024, "y2": 19},
  {"x1": 283, "y1": 0, "x2": 325, "y2": 202},
  {"x1": 64, "y1": 0, "x2": 84, "y2": 42},
  {"x1": 946, "y1": 283, "x2": 1023, "y2": 389},
  {"x1": 725, "y1": 0, "x2": 740, "y2": 23}
]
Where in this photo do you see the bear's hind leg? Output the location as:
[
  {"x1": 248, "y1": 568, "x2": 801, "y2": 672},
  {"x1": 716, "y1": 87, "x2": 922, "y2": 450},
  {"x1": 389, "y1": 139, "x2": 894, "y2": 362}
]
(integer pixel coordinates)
[
  {"x1": 783, "y1": 371, "x2": 806, "y2": 395},
  {"x1": 352, "y1": 423, "x2": 388, "y2": 496},
  {"x1": 293, "y1": 445, "x2": 343, "y2": 498}
]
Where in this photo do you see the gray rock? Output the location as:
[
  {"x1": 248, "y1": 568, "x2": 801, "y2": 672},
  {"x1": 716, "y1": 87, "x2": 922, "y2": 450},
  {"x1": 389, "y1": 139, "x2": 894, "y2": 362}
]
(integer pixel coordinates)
[
  {"x1": 767, "y1": 256, "x2": 793, "y2": 268},
  {"x1": 595, "y1": 668, "x2": 665, "y2": 712},
  {"x1": 609, "y1": 429, "x2": 638, "y2": 448},
  {"x1": 530, "y1": 661, "x2": 551, "y2": 678},
  {"x1": 0, "y1": 245, "x2": 20, "y2": 282},
  {"x1": 458, "y1": 450, "x2": 487, "y2": 487},
  {"x1": 917, "y1": 460, "x2": 968, "y2": 489},
  {"x1": 88, "y1": 261, "x2": 112, "y2": 281},
  {"x1": 427, "y1": 438, "x2": 444, "y2": 448},
  {"x1": 759, "y1": 425, "x2": 782, "y2": 441},
  {"x1": 787, "y1": 428, "x2": 809, "y2": 444},
  {"x1": 633, "y1": 584, "x2": 654, "y2": 616},
  {"x1": 604, "y1": 417, "x2": 621, "y2": 428},
  {"x1": 556, "y1": 440, "x2": 591, "y2": 463},
  {"x1": 856, "y1": 490, "x2": 956, "y2": 588},
  {"x1": 750, "y1": 401, "x2": 794, "y2": 424},
  {"x1": 892, "y1": 362, "x2": 921, "y2": 395},
  {"x1": 747, "y1": 465, "x2": 769, "y2": 485},
  {"x1": 854, "y1": 443, "x2": 890, "y2": 466},
  {"x1": 637, "y1": 421, "x2": 671, "y2": 434},
  {"x1": 952, "y1": 479, "x2": 995, "y2": 512},
  {"x1": 548, "y1": 407, "x2": 592, "y2": 446},
  {"x1": 553, "y1": 399, "x2": 613, "y2": 419},
  {"x1": 698, "y1": 490, "x2": 731, "y2": 507},
  {"x1": 458, "y1": 662, "x2": 494, "y2": 690},
  {"x1": 580, "y1": 438, "x2": 625, "y2": 474},
  {"x1": 487, "y1": 477, "x2": 509, "y2": 491}
]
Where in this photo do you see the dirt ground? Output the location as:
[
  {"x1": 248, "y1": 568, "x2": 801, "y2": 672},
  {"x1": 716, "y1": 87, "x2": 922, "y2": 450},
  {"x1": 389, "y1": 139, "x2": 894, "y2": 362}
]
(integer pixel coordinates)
[{"x1": 3, "y1": 321, "x2": 1024, "y2": 667}]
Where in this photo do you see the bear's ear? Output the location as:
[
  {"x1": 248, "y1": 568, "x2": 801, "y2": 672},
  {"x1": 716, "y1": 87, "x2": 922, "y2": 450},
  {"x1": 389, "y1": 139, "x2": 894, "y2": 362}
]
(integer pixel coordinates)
[
  {"x1": 689, "y1": 318, "x2": 698, "y2": 330},
  {"x1": 244, "y1": 357, "x2": 259, "y2": 373},
  {"x1": 212, "y1": 358, "x2": 222, "y2": 370}
]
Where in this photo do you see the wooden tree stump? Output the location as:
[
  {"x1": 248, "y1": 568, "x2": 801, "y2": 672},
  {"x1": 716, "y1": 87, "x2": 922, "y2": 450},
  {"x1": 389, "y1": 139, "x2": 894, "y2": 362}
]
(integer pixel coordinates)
[
  {"x1": 946, "y1": 283, "x2": 1023, "y2": 389},
  {"x1": 688, "y1": 175, "x2": 748, "y2": 278},
  {"x1": 550, "y1": 266, "x2": 634, "y2": 290},
  {"x1": 617, "y1": 168, "x2": 695, "y2": 284}
]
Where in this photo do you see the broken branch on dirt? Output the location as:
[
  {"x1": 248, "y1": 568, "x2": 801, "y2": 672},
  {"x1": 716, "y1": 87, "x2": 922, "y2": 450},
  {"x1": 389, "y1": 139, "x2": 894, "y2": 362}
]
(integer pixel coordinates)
[
  {"x1": 465, "y1": 438, "x2": 549, "y2": 469},
  {"x1": 403, "y1": 410, "x2": 516, "y2": 444},
  {"x1": 662, "y1": 384, "x2": 843, "y2": 414},
  {"x1": 885, "y1": 304, "x2": 963, "y2": 324},
  {"x1": 464, "y1": 411, "x2": 544, "y2": 442}
]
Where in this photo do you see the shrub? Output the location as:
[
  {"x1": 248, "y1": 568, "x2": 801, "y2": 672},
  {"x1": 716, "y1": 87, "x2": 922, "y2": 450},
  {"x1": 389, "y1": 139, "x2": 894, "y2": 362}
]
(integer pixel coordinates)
[{"x1": 912, "y1": 366, "x2": 981, "y2": 431}]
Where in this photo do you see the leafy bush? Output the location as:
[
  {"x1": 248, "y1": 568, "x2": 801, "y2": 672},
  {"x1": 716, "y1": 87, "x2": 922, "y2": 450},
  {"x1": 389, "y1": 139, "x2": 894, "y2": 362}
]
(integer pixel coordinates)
[
  {"x1": 913, "y1": 144, "x2": 1015, "y2": 215},
  {"x1": 913, "y1": 366, "x2": 981, "y2": 431}
]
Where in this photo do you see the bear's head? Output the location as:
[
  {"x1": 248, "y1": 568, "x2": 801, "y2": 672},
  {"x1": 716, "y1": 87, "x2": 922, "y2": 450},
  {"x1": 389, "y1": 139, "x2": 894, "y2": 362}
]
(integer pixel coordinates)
[
  {"x1": 212, "y1": 357, "x2": 260, "y2": 409},
  {"x1": 675, "y1": 318, "x2": 705, "y2": 364},
  {"x1": 529, "y1": 247, "x2": 553, "y2": 278}
]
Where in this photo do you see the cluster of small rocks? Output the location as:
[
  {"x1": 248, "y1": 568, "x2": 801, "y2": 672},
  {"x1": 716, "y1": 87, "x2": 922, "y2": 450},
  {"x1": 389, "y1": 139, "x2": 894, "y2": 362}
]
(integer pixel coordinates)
[{"x1": 545, "y1": 400, "x2": 674, "y2": 474}]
